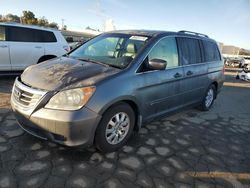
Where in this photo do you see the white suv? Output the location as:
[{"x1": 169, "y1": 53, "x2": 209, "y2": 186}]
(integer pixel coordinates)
[{"x1": 0, "y1": 23, "x2": 69, "y2": 71}]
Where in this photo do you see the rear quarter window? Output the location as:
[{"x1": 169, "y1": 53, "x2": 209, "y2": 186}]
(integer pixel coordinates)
[
  {"x1": 36, "y1": 30, "x2": 57, "y2": 43},
  {"x1": 202, "y1": 40, "x2": 221, "y2": 62}
]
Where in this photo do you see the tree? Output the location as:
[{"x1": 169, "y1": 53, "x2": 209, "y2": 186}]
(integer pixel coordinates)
[
  {"x1": 0, "y1": 11, "x2": 61, "y2": 29},
  {"x1": 37, "y1": 17, "x2": 49, "y2": 26},
  {"x1": 48, "y1": 22, "x2": 59, "y2": 29},
  {"x1": 0, "y1": 14, "x2": 4, "y2": 22},
  {"x1": 0, "y1": 14, "x2": 20, "y2": 23},
  {"x1": 21, "y1": 11, "x2": 37, "y2": 25},
  {"x1": 5, "y1": 14, "x2": 20, "y2": 23}
]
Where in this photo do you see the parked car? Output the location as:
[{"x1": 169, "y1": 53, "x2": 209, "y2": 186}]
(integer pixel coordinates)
[
  {"x1": 0, "y1": 23, "x2": 69, "y2": 72},
  {"x1": 69, "y1": 41, "x2": 84, "y2": 50},
  {"x1": 239, "y1": 57, "x2": 250, "y2": 68},
  {"x1": 11, "y1": 30, "x2": 224, "y2": 152},
  {"x1": 224, "y1": 57, "x2": 242, "y2": 67},
  {"x1": 237, "y1": 64, "x2": 250, "y2": 82}
]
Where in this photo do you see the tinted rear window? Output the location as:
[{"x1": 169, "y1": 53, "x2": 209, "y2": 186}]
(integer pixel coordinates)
[
  {"x1": 177, "y1": 37, "x2": 202, "y2": 65},
  {"x1": 7, "y1": 26, "x2": 57, "y2": 43},
  {"x1": 8, "y1": 26, "x2": 35, "y2": 42},
  {"x1": 202, "y1": 40, "x2": 221, "y2": 62},
  {"x1": 36, "y1": 30, "x2": 57, "y2": 42}
]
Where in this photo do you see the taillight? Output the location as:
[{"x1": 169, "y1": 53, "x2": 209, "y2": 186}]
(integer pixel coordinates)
[{"x1": 63, "y1": 45, "x2": 70, "y2": 52}]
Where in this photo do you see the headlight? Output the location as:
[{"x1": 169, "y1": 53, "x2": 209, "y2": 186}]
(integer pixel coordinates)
[{"x1": 45, "y1": 87, "x2": 95, "y2": 110}]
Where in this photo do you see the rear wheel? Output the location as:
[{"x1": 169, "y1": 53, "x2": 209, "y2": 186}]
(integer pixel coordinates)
[
  {"x1": 200, "y1": 85, "x2": 216, "y2": 111},
  {"x1": 95, "y1": 103, "x2": 135, "y2": 152}
]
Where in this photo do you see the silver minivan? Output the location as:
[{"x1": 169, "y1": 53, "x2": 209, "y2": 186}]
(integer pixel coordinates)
[{"x1": 11, "y1": 30, "x2": 224, "y2": 152}]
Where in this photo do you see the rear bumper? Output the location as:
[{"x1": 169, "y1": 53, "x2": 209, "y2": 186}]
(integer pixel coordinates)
[{"x1": 11, "y1": 104, "x2": 101, "y2": 147}]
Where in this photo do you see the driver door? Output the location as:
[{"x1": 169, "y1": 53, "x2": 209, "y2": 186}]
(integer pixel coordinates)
[{"x1": 136, "y1": 37, "x2": 185, "y2": 120}]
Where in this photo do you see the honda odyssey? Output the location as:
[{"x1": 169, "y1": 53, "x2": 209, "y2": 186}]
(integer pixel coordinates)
[{"x1": 11, "y1": 30, "x2": 224, "y2": 152}]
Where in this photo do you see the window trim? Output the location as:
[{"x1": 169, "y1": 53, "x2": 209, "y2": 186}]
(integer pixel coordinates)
[{"x1": 136, "y1": 36, "x2": 180, "y2": 73}]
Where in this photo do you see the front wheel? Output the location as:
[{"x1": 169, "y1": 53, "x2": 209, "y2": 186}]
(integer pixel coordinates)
[
  {"x1": 95, "y1": 103, "x2": 135, "y2": 152},
  {"x1": 200, "y1": 85, "x2": 216, "y2": 111}
]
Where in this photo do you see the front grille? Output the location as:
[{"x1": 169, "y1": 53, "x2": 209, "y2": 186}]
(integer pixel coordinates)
[{"x1": 12, "y1": 78, "x2": 47, "y2": 109}]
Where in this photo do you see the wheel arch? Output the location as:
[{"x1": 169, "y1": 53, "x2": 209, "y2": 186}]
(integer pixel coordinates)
[
  {"x1": 37, "y1": 55, "x2": 57, "y2": 63},
  {"x1": 98, "y1": 97, "x2": 142, "y2": 131}
]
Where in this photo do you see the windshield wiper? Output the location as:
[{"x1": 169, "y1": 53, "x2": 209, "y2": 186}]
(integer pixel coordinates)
[
  {"x1": 78, "y1": 58, "x2": 122, "y2": 69},
  {"x1": 78, "y1": 58, "x2": 109, "y2": 67},
  {"x1": 106, "y1": 64, "x2": 122, "y2": 69}
]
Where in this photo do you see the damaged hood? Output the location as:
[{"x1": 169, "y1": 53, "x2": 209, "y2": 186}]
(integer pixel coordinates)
[{"x1": 21, "y1": 57, "x2": 120, "y2": 91}]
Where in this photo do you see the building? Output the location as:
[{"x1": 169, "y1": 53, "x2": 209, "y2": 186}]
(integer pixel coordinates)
[{"x1": 61, "y1": 29, "x2": 100, "y2": 42}]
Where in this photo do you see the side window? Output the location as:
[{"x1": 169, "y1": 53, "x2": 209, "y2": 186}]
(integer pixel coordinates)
[
  {"x1": 0, "y1": 26, "x2": 5, "y2": 41},
  {"x1": 7, "y1": 26, "x2": 35, "y2": 42},
  {"x1": 177, "y1": 38, "x2": 202, "y2": 65},
  {"x1": 36, "y1": 30, "x2": 57, "y2": 43},
  {"x1": 202, "y1": 40, "x2": 221, "y2": 62},
  {"x1": 42, "y1": 31, "x2": 57, "y2": 42},
  {"x1": 148, "y1": 37, "x2": 179, "y2": 68}
]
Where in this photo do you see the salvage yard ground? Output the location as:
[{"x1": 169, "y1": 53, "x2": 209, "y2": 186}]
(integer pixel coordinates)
[{"x1": 0, "y1": 67, "x2": 250, "y2": 188}]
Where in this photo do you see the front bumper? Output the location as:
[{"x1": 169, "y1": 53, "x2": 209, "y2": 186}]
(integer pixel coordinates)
[{"x1": 11, "y1": 96, "x2": 101, "y2": 147}]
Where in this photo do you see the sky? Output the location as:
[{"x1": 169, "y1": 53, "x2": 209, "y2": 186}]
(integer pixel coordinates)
[{"x1": 0, "y1": 0, "x2": 249, "y2": 49}]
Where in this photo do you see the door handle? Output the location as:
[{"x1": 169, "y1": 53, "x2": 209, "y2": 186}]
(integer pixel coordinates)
[
  {"x1": 174, "y1": 72, "x2": 182, "y2": 78},
  {"x1": 0, "y1": 45, "x2": 8, "y2": 48},
  {"x1": 186, "y1": 71, "x2": 193, "y2": 76},
  {"x1": 35, "y1": 46, "x2": 42, "y2": 49}
]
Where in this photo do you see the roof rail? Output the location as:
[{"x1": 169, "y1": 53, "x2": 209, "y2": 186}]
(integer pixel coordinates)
[{"x1": 178, "y1": 30, "x2": 209, "y2": 38}]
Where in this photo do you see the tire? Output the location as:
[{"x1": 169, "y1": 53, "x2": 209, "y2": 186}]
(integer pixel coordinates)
[
  {"x1": 95, "y1": 103, "x2": 135, "y2": 152},
  {"x1": 200, "y1": 85, "x2": 216, "y2": 111}
]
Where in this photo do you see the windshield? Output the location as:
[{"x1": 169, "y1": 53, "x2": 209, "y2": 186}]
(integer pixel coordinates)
[{"x1": 69, "y1": 33, "x2": 149, "y2": 69}]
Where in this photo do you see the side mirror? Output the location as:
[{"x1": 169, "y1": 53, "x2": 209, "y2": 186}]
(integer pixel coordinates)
[{"x1": 148, "y1": 59, "x2": 167, "y2": 70}]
